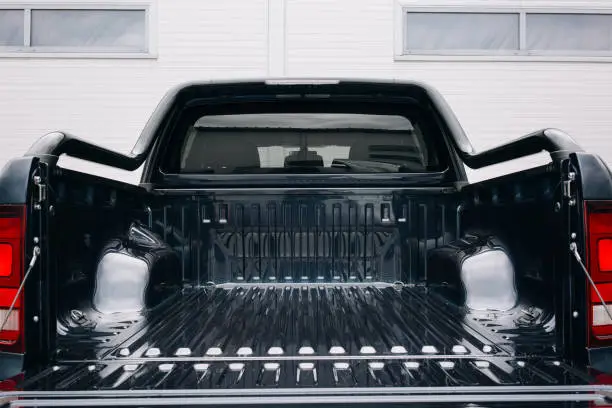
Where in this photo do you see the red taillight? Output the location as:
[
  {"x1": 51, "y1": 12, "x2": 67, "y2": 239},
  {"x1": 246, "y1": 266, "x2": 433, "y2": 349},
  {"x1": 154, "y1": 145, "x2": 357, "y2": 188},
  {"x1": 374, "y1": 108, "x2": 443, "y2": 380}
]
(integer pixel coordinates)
[
  {"x1": 0, "y1": 206, "x2": 25, "y2": 353},
  {"x1": 599, "y1": 239, "x2": 612, "y2": 272},
  {"x1": 0, "y1": 244, "x2": 13, "y2": 277}
]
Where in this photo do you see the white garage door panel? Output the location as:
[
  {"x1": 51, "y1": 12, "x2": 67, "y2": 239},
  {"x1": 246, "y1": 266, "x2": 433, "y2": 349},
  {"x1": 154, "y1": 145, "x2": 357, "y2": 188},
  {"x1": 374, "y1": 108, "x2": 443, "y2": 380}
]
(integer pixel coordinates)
[
  {"x1": 158, "y1": 0, "x2": 268, "y2": 65},
  {"x1": 0, "y1": 0, "x2": 268, "y2": 183}
]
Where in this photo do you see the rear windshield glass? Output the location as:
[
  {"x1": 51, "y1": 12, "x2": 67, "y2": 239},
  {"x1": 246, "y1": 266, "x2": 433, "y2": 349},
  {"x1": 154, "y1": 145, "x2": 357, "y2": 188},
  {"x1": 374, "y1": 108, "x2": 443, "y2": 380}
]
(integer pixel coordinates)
[{"x1": 178, "y1": 113, "x2": 442, "y2": 174}]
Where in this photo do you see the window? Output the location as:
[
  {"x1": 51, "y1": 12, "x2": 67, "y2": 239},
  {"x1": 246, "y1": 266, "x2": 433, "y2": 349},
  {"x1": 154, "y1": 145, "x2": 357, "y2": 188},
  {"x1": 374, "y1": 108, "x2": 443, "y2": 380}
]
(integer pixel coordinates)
[
  {"x1": 0, "y1": 6, "x2": 150, "y2": 56},
  {"x1": 527, "y1": 14, "x2": 612, "y2": 53},
  {"x1": 177, "y1": 113, "x2": 442, "y2": 175},
  {"x1": 401, "y1": 8, "x2": 612, "y2": 58},
  {"x1": 405, "y1": 12, "x2": 519, "y2": 53},
  {"x1": 0, "y1": 10, "x2": 24, "y2": 46}
]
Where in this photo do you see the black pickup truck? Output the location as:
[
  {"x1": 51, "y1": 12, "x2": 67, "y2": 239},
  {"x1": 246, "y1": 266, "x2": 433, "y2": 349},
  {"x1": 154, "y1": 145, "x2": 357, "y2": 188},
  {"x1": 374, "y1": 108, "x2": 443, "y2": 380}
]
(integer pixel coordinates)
[{"x1": 1, "y1": 79, "x2": 612, "y2": 407}]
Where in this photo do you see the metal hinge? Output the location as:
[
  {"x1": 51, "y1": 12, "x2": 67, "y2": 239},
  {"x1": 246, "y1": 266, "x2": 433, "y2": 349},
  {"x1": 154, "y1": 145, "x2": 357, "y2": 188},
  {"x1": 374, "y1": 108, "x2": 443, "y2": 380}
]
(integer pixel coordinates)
[
  {"x1": 32, "y1": 173, "x2": 47, "y2": 210},
  {"x1": 563, "y1": 171, "x2": 576, "y2": 206}
]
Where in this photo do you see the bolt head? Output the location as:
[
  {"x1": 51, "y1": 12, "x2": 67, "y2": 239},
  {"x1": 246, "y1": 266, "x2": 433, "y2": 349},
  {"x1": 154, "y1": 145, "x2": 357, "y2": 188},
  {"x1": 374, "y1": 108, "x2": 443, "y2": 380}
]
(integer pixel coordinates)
[
  {"x1": 33, "y1": 316, "x2": 39, "y2": 322},
  {"x1": 573, "y1": 311, "x2": 579, "y2": 318}
]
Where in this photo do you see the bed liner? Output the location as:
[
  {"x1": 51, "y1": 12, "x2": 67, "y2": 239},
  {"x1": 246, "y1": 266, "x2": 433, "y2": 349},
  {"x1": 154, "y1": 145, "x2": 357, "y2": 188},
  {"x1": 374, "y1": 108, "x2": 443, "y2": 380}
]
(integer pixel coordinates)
[{"x1": 18, "y1": 284, "x2": 589, "y2": 392}]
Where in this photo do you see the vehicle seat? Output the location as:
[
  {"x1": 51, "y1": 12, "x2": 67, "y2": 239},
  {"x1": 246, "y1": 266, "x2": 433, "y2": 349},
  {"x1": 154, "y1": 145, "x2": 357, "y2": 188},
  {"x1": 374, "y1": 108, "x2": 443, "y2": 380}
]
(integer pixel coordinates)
[
  {"x1": 182, "y1": 130, "x2": 261, "y2": 173},
  {"x1": 284, "y1": 147, "x2": 324, "y2": 167}
]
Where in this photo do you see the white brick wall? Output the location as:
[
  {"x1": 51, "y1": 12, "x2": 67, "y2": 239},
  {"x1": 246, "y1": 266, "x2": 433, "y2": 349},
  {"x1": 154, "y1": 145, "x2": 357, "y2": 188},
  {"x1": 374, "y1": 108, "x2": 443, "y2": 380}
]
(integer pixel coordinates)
[{"x1": 0, "y1": 0, "x2": 611, "y2": 182}]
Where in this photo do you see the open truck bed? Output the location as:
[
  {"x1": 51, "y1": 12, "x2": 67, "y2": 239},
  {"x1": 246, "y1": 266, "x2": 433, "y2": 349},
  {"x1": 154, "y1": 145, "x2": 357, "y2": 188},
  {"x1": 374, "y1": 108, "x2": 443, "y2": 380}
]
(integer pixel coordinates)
[
  {"x1": 5, "y1": 79, "x2": 612, "y2": 407},
  {"x1": 7, "y1": 164, "x2": 590, "y2": 398},
  {"x1": 23, "y1": 284, "x2": 582, "y2": 391}
]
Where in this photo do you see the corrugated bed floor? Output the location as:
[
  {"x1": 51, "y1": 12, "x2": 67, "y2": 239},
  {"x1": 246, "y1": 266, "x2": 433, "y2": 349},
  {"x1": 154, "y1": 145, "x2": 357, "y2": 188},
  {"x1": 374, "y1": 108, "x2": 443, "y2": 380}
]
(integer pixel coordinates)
[
  {"x1": 24, "y1": 285, "x2": 588, "y2": 390},
  {"x1": 112, "y1": 285, "x2": 510, "y2": 358}
]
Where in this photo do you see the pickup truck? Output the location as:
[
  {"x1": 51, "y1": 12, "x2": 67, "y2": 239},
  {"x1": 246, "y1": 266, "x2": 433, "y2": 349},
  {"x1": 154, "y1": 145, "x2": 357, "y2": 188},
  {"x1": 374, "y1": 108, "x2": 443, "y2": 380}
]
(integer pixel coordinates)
[{"x1": 1, "y1": 79, "x2": 612, "y2": 407}]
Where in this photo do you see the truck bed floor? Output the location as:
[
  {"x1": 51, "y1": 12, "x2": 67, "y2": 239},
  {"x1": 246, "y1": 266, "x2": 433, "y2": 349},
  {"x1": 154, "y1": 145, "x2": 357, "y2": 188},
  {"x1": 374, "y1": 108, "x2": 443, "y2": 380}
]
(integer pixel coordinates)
[{"x1": 24, "y1": 285, "x2": 589, "y2": 390}]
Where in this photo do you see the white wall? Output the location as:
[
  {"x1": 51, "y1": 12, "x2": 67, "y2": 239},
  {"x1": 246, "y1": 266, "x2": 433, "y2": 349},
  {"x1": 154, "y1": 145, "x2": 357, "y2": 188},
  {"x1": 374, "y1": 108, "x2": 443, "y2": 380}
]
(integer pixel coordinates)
[
  {"x1": 0, "y1": 0, "x2": 611, "y2": 182},
  {"x1": 0, "y1": 0, "x2": 269, "y2": 183}
]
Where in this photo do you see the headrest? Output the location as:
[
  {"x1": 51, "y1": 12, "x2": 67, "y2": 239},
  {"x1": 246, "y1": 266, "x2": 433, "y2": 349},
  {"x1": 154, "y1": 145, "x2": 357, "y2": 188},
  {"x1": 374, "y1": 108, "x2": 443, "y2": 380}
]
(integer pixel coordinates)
[{"x1": 284, "y1": 148, "x2": 324, "y2": 167}]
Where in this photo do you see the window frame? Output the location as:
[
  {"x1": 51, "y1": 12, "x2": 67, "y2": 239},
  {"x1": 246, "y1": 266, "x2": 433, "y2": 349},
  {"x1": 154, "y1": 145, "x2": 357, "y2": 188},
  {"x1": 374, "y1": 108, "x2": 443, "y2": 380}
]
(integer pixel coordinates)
[
  {"x1": 0, "y1": 2, "x2": 155, "y2": 59},
  {"x1": 395, "y1": 3, "x2": 612, "y2": 62}
]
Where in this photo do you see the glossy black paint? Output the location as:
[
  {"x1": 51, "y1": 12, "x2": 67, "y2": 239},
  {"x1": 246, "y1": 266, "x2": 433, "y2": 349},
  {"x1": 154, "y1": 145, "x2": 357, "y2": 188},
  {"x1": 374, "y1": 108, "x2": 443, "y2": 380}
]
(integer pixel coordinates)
[
  {"x1": 0, "y1": 157, "x2": 48, "y2": 378},
  {"x1": 23, "y1": 161, "x2": 51, "y2": 372},
  {"x1": 157, "y1": 173, "x2": 450, "y2": 190},
  {"x1": 0, "y1": 157, "x2": 38, "y2": 205},
  {"x1": 140, "y1": 79, "x2": 473, "y2": 184},
  {"x1": 24, "y1": 79, "x2": 583, "y2": 184},
  {"x1": 27, "y1": 80, "x2": 468, "y2": 179},
  {"x1": 572, "y1": 152, "x2": 612, "y2": 200},
  {"x1": 25, "y1": 132, "x2": 145, "y2": 172},
  {"x1": 148, "y1": 188, "x2": 458, "y2": 284},
  {"x1": 459, "y1": 165, "x2": 572, "y2": 356},
  {"x1": 24, "y1": 287, "x2": 582, "y2": 391},
  {"x1": 568, "y1": 152, "x2": 612, "y2": 370},
  {"x1": 13, "y1": 160, "x2": 583, "y2": 394},
  {"x1": 37, "y1": 168, "x2": 149, "y2": 366},
  {"x1": 460, "y1": 128, "x2": 583, "y2": 169}
]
